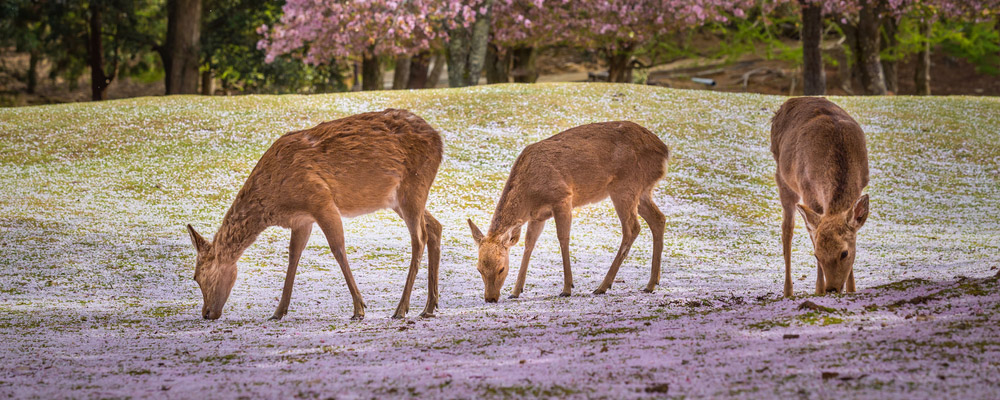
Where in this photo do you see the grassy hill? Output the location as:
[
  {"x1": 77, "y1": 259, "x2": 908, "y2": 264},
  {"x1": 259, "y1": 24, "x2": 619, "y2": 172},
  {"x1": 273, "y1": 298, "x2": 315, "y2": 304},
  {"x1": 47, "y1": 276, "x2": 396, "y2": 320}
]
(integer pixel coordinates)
[{"x1": 1, "y1": 84, "x2": 998, "y2": 398}]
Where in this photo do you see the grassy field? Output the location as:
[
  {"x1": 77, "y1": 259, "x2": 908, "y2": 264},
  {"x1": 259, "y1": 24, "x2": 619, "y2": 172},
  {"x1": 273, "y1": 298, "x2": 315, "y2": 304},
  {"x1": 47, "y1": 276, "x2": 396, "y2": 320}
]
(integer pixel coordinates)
[{"x1": 1, "y1": 83, "x2": 998, "y2": 399}]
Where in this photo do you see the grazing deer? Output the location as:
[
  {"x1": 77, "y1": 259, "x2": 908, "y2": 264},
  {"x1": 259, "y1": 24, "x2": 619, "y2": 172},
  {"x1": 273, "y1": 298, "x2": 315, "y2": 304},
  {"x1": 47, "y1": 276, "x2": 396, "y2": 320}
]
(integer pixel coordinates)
[
  {"x1": 771, "y1": 97, "x2": 870, "y2": 297},
  {"x1": 186, "y1": 109, "x2": 442, "y2": 320},
  {"x1": 467, "y1": 121, "x2": 670, "y2": 302}
]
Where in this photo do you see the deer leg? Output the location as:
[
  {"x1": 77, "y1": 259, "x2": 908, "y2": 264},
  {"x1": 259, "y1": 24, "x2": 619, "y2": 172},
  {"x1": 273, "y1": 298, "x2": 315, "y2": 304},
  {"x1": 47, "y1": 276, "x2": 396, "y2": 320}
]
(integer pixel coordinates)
[
  {"x1": 392, "y1": 205, "x2": 427, "y2": 319},
  {"x1": 270, "y1": 222, "x2": 313, "y2": 320},
  {"x1": 779, "y1": 184, "x2": 798, "y2": 298},
  {"x1": 552, "y1": 204, "x2": 574, "y2": 297},
  {"x1": 846, "y1": 269, "x2": 856, "y2": 293},
  {"x1": 419, "y1": 211, "x2": 442, "y2": 317},
  {"x1": 314, "y1": 207, "x2": 366, "y2": 320},
  {"x1": 815, "y1": 265, "x2": 826, "y2": 295},
  {"x1": 595, "y1": 194, "x2": 641, "y2": 295},
  {"x1": 511, "y1": 219, "x2": 545, "y2": 299},
  {"x1": 638, "y1": 193, "x2": 665, "y2": 293}
]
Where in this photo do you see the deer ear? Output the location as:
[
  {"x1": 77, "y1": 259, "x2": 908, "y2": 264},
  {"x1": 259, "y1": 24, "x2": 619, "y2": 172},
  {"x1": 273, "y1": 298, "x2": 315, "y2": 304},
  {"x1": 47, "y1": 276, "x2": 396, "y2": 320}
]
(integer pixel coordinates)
[
  {"x1": 468, "y1": 219, "x2": 484, "y2": 247},
  {"x1": 796, "y1": 204, "x2": 821, "y2": 232},
  {"x1": 187, "y1": 224, "x2": 209, "y2": 253},
  {"x1": 850, "y1": 194, "x2": 869, "y2": 230}
]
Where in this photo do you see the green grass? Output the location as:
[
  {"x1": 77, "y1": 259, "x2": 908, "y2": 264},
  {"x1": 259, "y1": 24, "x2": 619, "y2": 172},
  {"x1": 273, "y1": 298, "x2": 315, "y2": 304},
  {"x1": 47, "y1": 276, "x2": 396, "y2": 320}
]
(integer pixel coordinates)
[{"x1": 1, "y1": 84, "x2": 999, "y2": 399}]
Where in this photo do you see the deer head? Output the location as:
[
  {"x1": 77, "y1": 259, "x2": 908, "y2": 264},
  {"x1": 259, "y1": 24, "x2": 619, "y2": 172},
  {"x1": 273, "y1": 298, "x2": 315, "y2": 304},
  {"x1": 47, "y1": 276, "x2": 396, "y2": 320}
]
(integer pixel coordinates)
[
  {"x1": 797, "y1": 194, "x2": 869, "y2": 294},
  {"x1": 187, "y1": 224, "x2": 237, "y2": 320},
  {"x1": 468, "y1": 219, "x2": 519, "y2": 302}
]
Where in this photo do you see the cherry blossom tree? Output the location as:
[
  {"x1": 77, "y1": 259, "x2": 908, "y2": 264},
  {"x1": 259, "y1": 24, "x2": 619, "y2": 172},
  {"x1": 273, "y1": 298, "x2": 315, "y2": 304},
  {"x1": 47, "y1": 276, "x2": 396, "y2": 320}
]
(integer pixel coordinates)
[
  {"x1": 445, "y1": 0, "x2": 495, "y2": 87},
  {"x1": 486, "y1": 0, "x2": 572, "y2": 83},
  {"x1": 564, "y1": 0, "x2": 755, "y2": 82},
  {"x1": 257, "y1": 0, "x2": 454, "y2": 90}
]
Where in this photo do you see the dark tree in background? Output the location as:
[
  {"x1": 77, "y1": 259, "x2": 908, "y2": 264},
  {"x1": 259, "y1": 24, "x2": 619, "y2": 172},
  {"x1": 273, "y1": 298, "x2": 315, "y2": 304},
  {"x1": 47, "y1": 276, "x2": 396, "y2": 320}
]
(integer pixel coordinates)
[
  {"x1": 164, "y1": 0, "x2": 201, "y2": 94},
  {"x1": 447, "y1": 0, "x2": 495, "y2": 87},
  {"x1": 880, "y1": 15, "x2": 899, "y2": 93},
  {"x1": 1, "y1": 0, "x2": 47, "y2": 94},
  {"x1": 50, "y1": 0, "x2": 163, "y2": 101},
  {"x1": 87, "y1": 1, "x2": 114, "y2": 100},
  {"x1": 914, "y1": 18, "x2": 932, "y2": 95},
  {"x1": 799, "y1": 0, "x2": 826, "y2": 95},
  {"x1": 855, "y1": 0, "x2": 888, "y2": 95}
]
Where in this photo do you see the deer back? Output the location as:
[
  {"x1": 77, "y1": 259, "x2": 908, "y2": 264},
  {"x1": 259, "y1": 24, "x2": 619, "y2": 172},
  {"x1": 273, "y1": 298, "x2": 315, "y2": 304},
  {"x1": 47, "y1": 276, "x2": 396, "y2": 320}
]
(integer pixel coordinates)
[
  {"x1": 771, "y1": 98, "x2": 869, "y2": 214},
  {"x1": 489, "y1": 121, "x2": 669, "y2": 232},
  {"x1": 234, "y1": 109, "x2": 443, "y2": 220}
]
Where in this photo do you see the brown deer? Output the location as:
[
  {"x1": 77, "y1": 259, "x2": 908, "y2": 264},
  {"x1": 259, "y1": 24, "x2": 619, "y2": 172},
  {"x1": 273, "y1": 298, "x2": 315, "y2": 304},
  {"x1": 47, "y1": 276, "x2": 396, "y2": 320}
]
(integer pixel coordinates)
[
  {"x1": 467, "y1": 121, "x2": 670, "y2": 302},
  {"x1": 771, "y1": 97, "x2": 870, "y2": 297},
  {"x1": 186, "y1": 109, "x2": 442, "y2": 320}
]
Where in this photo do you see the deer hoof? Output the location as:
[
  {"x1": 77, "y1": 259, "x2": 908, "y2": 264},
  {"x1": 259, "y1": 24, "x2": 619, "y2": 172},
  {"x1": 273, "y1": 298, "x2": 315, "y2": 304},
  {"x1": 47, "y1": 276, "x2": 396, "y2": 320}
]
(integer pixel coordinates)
[
  {"x1": 508, "y1": 294, "x2": 520, "y2": 299},
  {"x1": 558, "y1": 292, "x2": 571, "y2": 297},
  {"x1": 419, "y1": 311, "x2": 436, "y2": 318},
  {"x1": 268, "y1": 314, "x2": 284, "y2": 321},
  {"x1": 592, "y1": 289, "x2": 607, "y2": 295},
  {"x1": 350, "y1": 314, "x2": 365, "y2": 321},
  {"x1": 642, "y1": 287, "x2": 655, "y2": 293}
]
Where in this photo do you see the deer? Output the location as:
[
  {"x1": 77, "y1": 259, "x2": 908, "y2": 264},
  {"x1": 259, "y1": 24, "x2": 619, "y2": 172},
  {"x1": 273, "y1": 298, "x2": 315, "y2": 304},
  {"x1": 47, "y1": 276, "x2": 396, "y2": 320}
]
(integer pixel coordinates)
[
  {"x1": 185, "y1": 109, "x2": 443, "y2": 320},
  {"x1": 771, "y1": 97, "x2": 870, "y2": 297},
  {"x1": 467, "y1": 121, "x2": 670, "y2": 302}
]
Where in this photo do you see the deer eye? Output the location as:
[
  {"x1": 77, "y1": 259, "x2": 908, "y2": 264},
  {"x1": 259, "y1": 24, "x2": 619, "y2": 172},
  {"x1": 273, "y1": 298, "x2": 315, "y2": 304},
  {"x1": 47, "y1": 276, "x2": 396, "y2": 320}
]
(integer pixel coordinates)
[{"x1": 840, "y1": 251, "x2": 849, "y2": 260}]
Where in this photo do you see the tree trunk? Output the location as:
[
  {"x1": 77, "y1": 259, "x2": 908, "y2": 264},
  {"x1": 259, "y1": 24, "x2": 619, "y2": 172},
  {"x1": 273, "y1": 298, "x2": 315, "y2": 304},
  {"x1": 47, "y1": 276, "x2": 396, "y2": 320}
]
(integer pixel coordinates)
[
  {"x1": 352, "y1": 61, "x2": 361, "y2": 91},
  {"x1": 799, "y1": 0, "x2": 826, "y2": 95},
  {"x1": 446, "y1": 27, "x2": 470, "y2": 87},
  {"x1": 511, "y1": 46, "x2": 538, "y2": 83},
  {"x1": 407, "y1": 51, "x2": 431, "y2": 89},
  {"x1": 200, "y1": 69, "x2": 213, "y2": 95},
  {"x1": 165, "y1": 0, "x2": 202, "y2": 95},
  {"x1": 427, "y1": 53, "x2": 445, "y2": 88},
  {"x1": 27, "y1": 50, "x2": 39, "y2": 94},
  {"x1": 88, "y1": 2, "x2": 111, "y2": 101},
  {"x1": 446, "y1": 0, "x2": 495, "y2": 87},
  {"x1": 391, "y1": 56, "x2": 411, "y2": 90},
  {"x1": 857, "y1": 0, "x2": 887, "y2": 95},
  {"x1": 914, "y1": 20, "x2": 931, "y2": 95},
  {"x1": 838, "y1": 20, "x2": 857, "y2": 94},
  {"x1": 361, "y1": 53, "x2": 382, "y2": 91},
  {"x1": 485, "y1": 43, "x2": 510, "y2": 84},
  {"x1": 466, "y1": 0, "x2": 495, "y2": 86},
  {"x1": 880, "y1": 16, "x2": 899, "y2": 94},
  {"x1": 606, "y1": 50, "x2": 633, "y2": 83}
]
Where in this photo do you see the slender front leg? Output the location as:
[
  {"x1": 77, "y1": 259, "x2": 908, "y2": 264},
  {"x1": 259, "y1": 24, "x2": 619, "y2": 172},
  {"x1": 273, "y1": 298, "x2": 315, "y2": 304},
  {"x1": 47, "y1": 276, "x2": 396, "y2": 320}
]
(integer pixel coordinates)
[
  {"x1": 779, "y1": 185, "x2": 798, "y2": 298},
  {"x1": 846, "y1": 269, "x2": 856, "y2": 293},
  {"x1": 552, "y1": 204, "x2": 574, "y2": 297},
  {"x1": 511, "y1": 219, "x2": 545, "y2": 299},
  {"x1": 638, "y1": 194, "x2": 665, "y2": 293},
  {"x1": 392, "y1": 206, "x2": 427, "y2": 319},
  {"x1": 419, "y1": 211, "x2": 442, "y2": 317},
  {"x1": 815, "y1": 264, "x2": 825, "y2": 295},
  {"x1": 781, "y1": 211, "x2": 795, "y2": 298},
  {"x1": 315, "y1": 207, "x2": 366, "y2": 320},
  {"x1": 271, "y1": 223, "x2": 313, "y2": 320},
  {"x1": 595, "y1": 194, "x2": 640, "y2": 295}
]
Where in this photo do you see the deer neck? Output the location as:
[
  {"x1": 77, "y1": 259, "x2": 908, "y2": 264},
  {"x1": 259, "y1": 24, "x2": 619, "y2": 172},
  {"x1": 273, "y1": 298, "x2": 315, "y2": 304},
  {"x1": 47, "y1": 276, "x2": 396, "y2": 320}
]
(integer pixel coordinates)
[
  {"x1": 212, "y1": 193, "x2": 268, "y2": 265},
  {"x1": 487, "y1": 191, "x2": 529, "y2": 238}
]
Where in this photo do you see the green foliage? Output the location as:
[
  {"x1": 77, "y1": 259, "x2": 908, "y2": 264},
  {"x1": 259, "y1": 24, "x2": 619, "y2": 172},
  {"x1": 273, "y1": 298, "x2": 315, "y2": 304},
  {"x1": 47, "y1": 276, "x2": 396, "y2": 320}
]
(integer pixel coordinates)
[
  {"x1": 201, "y1": 0, "x2": 349, "y2": 94},
  {"x1": 646, "y1": 5, "x2": 801, "y2": 67},
  {"x1": 704, "y1": 6, "x2": 801, "y2": 65},
  {"x1": 1, "y1": 0, "x2": 165, "y2": 89},
  {"x1": 937, "y1": 20, "x2": 1000, "y2": 75},
  {"x1": 884, "y1": 15, "x2": 1000, "y2": 76}
]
